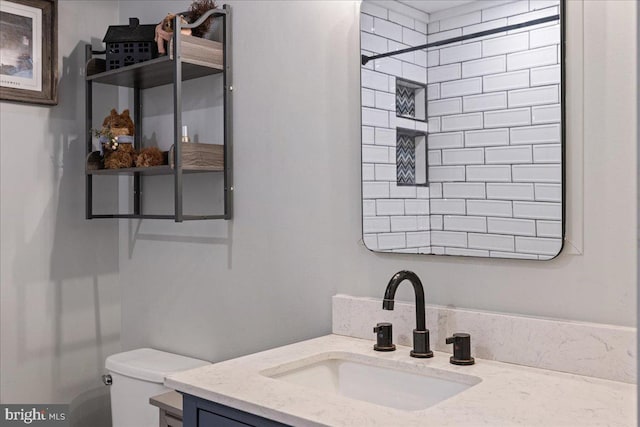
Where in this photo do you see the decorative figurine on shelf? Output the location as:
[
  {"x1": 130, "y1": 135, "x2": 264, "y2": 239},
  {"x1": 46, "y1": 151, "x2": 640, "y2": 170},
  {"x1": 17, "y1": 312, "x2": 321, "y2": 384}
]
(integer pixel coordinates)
[
  {"x1": 136, "y1": 147, "x2": 164, "y2": 167},
  {"x1": 155, "y1": 13, "x2": 192, "y2": 55},
  {"x1": 95, "y1": 108, "x2": 136, "y2": 169}
]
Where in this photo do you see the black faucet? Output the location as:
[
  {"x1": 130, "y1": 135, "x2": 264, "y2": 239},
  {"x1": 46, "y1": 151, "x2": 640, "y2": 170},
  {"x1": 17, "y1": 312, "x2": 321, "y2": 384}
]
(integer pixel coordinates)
[{"x1": 383, "y1": 270, "x2": 433, "y2": 358}]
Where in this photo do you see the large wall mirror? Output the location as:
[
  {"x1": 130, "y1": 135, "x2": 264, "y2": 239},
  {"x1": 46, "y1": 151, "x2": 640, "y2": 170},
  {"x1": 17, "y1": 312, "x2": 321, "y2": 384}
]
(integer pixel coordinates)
[{"x1": 360, "y1": 0, "x2": 564, "y2": 260}]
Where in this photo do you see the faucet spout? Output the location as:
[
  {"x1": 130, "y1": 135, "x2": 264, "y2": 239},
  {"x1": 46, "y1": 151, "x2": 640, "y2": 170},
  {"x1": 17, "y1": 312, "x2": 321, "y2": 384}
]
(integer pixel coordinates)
[{"x1": 382, "y1": 270, "x2": 432, "y2": 358}]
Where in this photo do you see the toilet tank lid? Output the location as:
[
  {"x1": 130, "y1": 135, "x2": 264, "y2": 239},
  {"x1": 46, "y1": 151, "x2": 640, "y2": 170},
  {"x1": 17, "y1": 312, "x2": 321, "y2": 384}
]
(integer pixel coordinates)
[{"x1": 106, "y1": 348, "x2": 210, "y2": 383}]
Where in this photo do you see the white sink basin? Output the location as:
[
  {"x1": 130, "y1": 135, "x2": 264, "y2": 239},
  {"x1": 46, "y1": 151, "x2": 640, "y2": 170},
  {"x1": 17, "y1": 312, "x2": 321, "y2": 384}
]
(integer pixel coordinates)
[{"x1": 262, "y1": 353, "x2": 481, "y2": 411}]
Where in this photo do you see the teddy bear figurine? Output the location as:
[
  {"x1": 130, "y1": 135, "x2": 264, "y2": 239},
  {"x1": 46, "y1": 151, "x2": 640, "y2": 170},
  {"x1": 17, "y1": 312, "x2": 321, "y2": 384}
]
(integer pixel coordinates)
[
  {"x1": 100, "y1": 108, "x2": 136, "y2": 169},
  {"x1": 155, "y1": 13, "x2": 192, "y2": 55}
]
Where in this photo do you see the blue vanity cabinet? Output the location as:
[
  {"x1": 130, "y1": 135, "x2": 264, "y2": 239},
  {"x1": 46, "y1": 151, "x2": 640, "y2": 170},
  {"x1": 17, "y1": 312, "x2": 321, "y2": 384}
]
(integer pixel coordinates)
[{"x1": 182, "y1": 394, "x2": 291, "y2": 427}]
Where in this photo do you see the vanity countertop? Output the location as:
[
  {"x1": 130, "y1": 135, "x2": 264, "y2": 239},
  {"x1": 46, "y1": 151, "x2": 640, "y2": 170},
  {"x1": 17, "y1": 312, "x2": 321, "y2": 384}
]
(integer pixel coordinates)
[{"x1": 165, "y1": 334, "x2": 636, "y2": 427}]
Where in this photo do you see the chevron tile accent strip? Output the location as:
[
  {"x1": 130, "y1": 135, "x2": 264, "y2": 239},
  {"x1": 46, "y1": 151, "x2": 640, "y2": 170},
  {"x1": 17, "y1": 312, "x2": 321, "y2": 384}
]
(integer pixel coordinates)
[
  {"x1": 397, "y1": 134, "x2": 416, "y2": 185},
  {"x1": 396, "y1": 85, "x2": 415, "y2": 117}
]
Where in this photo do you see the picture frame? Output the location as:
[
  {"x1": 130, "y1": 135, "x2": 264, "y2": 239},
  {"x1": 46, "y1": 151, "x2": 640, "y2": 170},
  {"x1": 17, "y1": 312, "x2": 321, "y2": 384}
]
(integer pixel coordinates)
[{"x1": 0, "y1": 0, "x2": 57, "y2": 105}]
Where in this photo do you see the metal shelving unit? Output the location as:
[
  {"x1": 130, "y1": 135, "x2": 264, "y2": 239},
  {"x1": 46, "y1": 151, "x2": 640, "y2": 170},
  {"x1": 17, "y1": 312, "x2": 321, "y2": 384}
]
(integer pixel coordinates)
[{"x1": 85, "y1": 5, "x2": 232, "y2": 222}]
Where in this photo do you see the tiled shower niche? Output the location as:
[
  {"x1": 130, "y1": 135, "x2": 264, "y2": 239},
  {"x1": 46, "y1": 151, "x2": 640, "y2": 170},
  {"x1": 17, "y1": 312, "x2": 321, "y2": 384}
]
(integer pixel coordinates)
[{"x1": 360, "y1": 0, "x2": 563, "y2": 260}]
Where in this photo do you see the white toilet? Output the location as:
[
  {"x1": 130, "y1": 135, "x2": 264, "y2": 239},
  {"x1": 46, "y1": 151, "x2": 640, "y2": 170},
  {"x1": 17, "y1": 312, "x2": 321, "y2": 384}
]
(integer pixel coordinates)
[{"x1": 105, "y1": 348, "x2": 210, "y2": 427}]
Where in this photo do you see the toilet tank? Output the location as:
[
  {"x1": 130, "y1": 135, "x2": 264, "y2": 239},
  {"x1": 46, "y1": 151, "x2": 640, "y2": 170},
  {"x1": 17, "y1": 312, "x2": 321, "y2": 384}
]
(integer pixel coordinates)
[{"x1": 105, "y1": 348, "x2": 210, "y2": 427}]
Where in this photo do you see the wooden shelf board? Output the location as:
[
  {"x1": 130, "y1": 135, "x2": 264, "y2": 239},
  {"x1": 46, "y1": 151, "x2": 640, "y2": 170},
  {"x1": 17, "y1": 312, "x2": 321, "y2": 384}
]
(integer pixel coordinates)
[{"x1": 86, "y1": 165, "x2": 223, "y2": 175}]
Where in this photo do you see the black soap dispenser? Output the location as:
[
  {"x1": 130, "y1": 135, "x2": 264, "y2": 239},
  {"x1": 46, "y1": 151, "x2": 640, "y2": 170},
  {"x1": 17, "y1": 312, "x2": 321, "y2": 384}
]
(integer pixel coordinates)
[
  {"x1": 373, "y1": 322, "x2": 396, "y2": 351},
  {"x1": 445, "y1": 333, "x2": 475, "y2": 365}
]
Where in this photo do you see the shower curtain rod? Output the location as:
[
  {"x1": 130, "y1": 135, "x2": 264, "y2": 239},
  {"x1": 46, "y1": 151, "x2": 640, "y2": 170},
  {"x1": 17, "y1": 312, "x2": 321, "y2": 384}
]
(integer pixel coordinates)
[{"x1": 361, "y1": 14, "x2": 560, "y2": 66}]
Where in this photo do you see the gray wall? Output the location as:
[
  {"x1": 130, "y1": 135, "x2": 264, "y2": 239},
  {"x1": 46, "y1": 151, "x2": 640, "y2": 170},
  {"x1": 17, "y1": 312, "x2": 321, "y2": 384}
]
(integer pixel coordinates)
[
  {"x1": 0, "y1": 1, "x2": 121, "y2": 426},
  {"x1": 118, "y1": 0, "x2": 637, "y2": 367}
]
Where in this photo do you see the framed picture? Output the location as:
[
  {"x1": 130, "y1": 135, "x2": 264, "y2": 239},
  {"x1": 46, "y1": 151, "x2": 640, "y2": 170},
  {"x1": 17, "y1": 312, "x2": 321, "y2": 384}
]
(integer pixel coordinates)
[{"x1": 0, "y1": 0, "x2": 57, "y2": 105}]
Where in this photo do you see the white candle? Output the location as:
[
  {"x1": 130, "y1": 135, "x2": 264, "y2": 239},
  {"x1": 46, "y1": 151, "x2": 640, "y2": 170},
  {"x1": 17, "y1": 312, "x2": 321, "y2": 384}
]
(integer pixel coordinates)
[{"x1": 182, "y1": 125, "x2": 188, "y2": 138}]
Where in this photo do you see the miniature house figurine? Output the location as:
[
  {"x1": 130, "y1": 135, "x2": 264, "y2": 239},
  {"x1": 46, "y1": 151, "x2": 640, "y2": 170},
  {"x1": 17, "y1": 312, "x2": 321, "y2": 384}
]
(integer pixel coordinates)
[{"x1": 103, "y1": 17, "x2": 158, "y2": 70}]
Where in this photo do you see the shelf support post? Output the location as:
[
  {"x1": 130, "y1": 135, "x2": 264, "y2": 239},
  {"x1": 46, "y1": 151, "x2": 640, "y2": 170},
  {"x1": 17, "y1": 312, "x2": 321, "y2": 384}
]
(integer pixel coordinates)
[
  {"x1": 173, "y1": 15, "x2": 184, "y2": 222},
  {"x1": 134, "y1": 87, "x2": 142, "y2": 216},
  {"x1": 85, "y1": 44, "x2": 93, "y2": 219},
  {"x1": 223, "y1": 4, "x2": 233, "y2": 220}
]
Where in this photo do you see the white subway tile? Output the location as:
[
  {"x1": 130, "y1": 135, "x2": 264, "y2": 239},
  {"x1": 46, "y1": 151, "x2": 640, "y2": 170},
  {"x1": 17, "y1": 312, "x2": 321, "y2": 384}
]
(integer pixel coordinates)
[
  {"x1": 361, "y1": 14, "x2": 374, "y2": 33},
  {"x1": 427, "y1": 50, "x2": 439, "y2": 67},
  {"x1": 428, "y1": 28, "x2": 462, "y2": 44},
  {"x1": 373, "y1": 17, "x2": 403, "y2": 42},
  {"x1": 428, "y1": 63, "x2": 462, "y2": 84},
  {"x1": 427, "y1": 84, "x2": 440, "y2": 100},
  {"x1": 507, "y1": 45, "x2": 557, "y2": 71},
  {"x1": 362, "y1": 88, "x2": 375, "y2": 107},
  {"x1": 374, "y1": 164, "x2": 396, "y2": 181},
  {"x1": 510, "y1": 124, "x2": 561, "y2": 145},
  {"x1": 467, "y1": 200, "x2": 513, "y2": 217},
  {"x1": 363, "y1": 234, "x2": 378, "y2": 250},
  {"x1": 428, "y1": 117, "x2": 441, "y2": 133},
  {"x1": 428, "y1": 21, "x2": 440, "y2": 34},
  {"x1": 415, "y1": 20, "x2": 427, "y2": 34},
  {"x1": 406, "y1": 231, "x2": 430, "y2": 247},
  {"x1": 428, "y1": 98, "x2": 463, "y2": 117},
  {"x1": 417, "y1": 216, "x2": 430, "y2": 231},
  {"x1": 464, "y1": 92, "x2": 507, "y2": 112},
  {"x1": 388, "y1": 10, "x2": 414, "y2": 29},
  {"x1": 416, "y1": 187, "x2": 430, "y2": 198},
  {"x1": 533, "y1": 144, "x2": 561, "y2": 163},
  {"x1": 509, "y1": 7, "x2": 559, "y2": 26},
  {"x1": 445, "y1": 247, "x2": 490, "y2": 257},
  {"x1": 468, "y1": 233, "x2": 515, "y2": 252},
  {"x1": 431, "y1": 231, "x2": 468, "y2": 248},
  {"x1": 508, "y1": 85, "x2": 559, "y2": 108},
  {"x1": 393, "y1": 248, "x2": 419, "y2": 254},
  {"x1": 362, "y1": 145, "x2": 389, "y2": 163},
  {"x1": 360, "y1": 2, "x2": 387, "y2": 19},
  {"x1": 415, "y1": 50, "x2": 427, "y2": 67},
  {"x1": 388, "y1": 40, "x2": 415, "y2": 63},
  {"x1": 465, "y1": 128, "x2": 509, "y2": 147},
  {"x1": 462, "y1": 55, "x2": 507, "y2": 78},
  {"x1": 532, "y1": 104, "x2": 561, "y2": 124},
  {"x1": 431, "y1": 246, "x2": 445, "y2": 254},
  {"x1": 487, "y1": 183, "x2": 535, "y2": 201},
  {"x1": 440, "y1": 11, "x2": 482, "y2": 31},
  {"x1": 443, "y1": 182, "x2": 486, "y2": 199},
  {"x1": 512, "y1": 164, "x2": 561, "y2": 183},
  {"x1": 485, "y1": 146, "x2": 532, "y2": 164},
  {"x1": 534, "y1": 183, "x2": 562, "y2": 202},
  {"x1": 482, "y1": 1, "x2": 529, "y2": 21},
  {"x1": 537, "y1": 220, "x2": 562, "y2": 238},
  {"x1": 487, "y1": 217, "x2": 536, "y2": 236},
  {"x1": 441, "y1": 78, "x2": 483, "y2": 98},
  {"x1": 513, "y1": 201, "x2": 562, "y2": 220},
  {"x1": 441, "y1": 113, "x2": 484, "y2": 131},
  {"x1": 402, "y1": 63, "x2": 427, "y2": 84},
  {"x1": 531, "y1": 64, "x2": 561, "y2": 86},
  {"x1": 363, "y1": 200, "x2": 376, "y2": 216},
  {"x1": 377, "y1": 199, "x2": 404, "y2": 215},
  {"x1": 374, "y1": 91, "x2": 395, "y2": 111},
  {"x1": 484, "y1": 108, "x2": 531, "y2": 128},
  {"x1": 405, "y1": 199, "x2": 430, "y2": 215},
  {"x1": 428, "y1": 150, "x2": 442, "y2": 166},
  {"x1": 361, "y1": 32, "x2": 388, "y2": 54},
  {"x1": 429, "y1": 166, "x2": 466, "y2": 182},
  {"x1": 391, "y1": 114, "x2": 416, "y2": 130},
  {"x1": 362, "y1": 182, "x2": 389, "y2": 198},
  {"x1": 390, "y1": 216, "x2": 418, "y2": 232},
  {"x1": 530, "y1": 1, "x2": 561, "y2": 11},
  {"x1": 362, "y1": 163, "x2": 375, "y2": 181},
  {"x1": 389, "y1": 75, "x2": 396, "y2": 93},
  {"x1": 403, "y1": 27, "x2": 426, "y2": 46},
  {"x1": 463, "y1": 18, "x2": 507, "y2": 36},
  {"x1": 430, "y1": 183, "x2": 443, "y2": 198},
  {"x1": 483, "y1": 70, "x2": 530, "y2": 92},
  {"x1": 530, "y1": 24, "x2": 560, "y2": 49},
  {"x1": 440, "y1": 43, "x2": 482, "y2": 65},
  {"x1": 490, "y1": 251, "x2": 538, "y2": 259},
  {"x1": 362, "y1": 69, "x2": 388, "y2": 91},
  {"x1": 375, "y1": 127, "x2": 396, "y2": 146},
  {"x1": 428, "y1": 132, "x2": 464, "y2": 149},
  {"x1": 466, "y1": 165, "x2": 512, "y2": 182},
  {"x1": 431, "y1": 215, "x2": 443, "y2": 230},
  {"x1": 363, "y1": 216, "x2": 390, "y2": 233},
  {"x1": 515, "y1": 236, "x2": 562, "y2": 256},
  {"x1": 378, "y1": 233, "x2": 407, "y2": 250},
  {"x1": 442, "y1": 148, "x2": 484, "y2": 165},
  {"x1": 445, "y1": 215, "x2": 487, "y2": 233},
  {"x1": 483, "y1": 33, "x2": 529, "y2": 56},
  {"x1": 431, "y1": 199, "x2": 466, "y2": 215},
  {"x1": 389, "y1": 182, "x2": 416, "y2": 198},
  {"x1": 362, "y1": 126, "x2": 374, "y2": 144},
  {"x1": 374, "y1": 57, "x2": 402, "y2": 77},
  {"x1": 415, "y1": 121, "x2": 428, "y2": 132}
]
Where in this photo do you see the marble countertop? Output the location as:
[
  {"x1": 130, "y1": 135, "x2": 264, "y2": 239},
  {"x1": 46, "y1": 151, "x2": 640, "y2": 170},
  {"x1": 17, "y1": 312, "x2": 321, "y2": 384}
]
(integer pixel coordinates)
[{"x1": 166, "y1": 335, "x2": 636, "y2": 426}]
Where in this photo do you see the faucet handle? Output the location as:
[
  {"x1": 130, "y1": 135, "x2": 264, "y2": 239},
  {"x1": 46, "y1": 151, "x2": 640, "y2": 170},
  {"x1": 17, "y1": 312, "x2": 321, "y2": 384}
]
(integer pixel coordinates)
[
  {"x1": 445, "y1": 333, "x2": 475, "y2": 365},
  {"x1": 373, "y1": 322, "x2": 395, "y2": 352}
]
